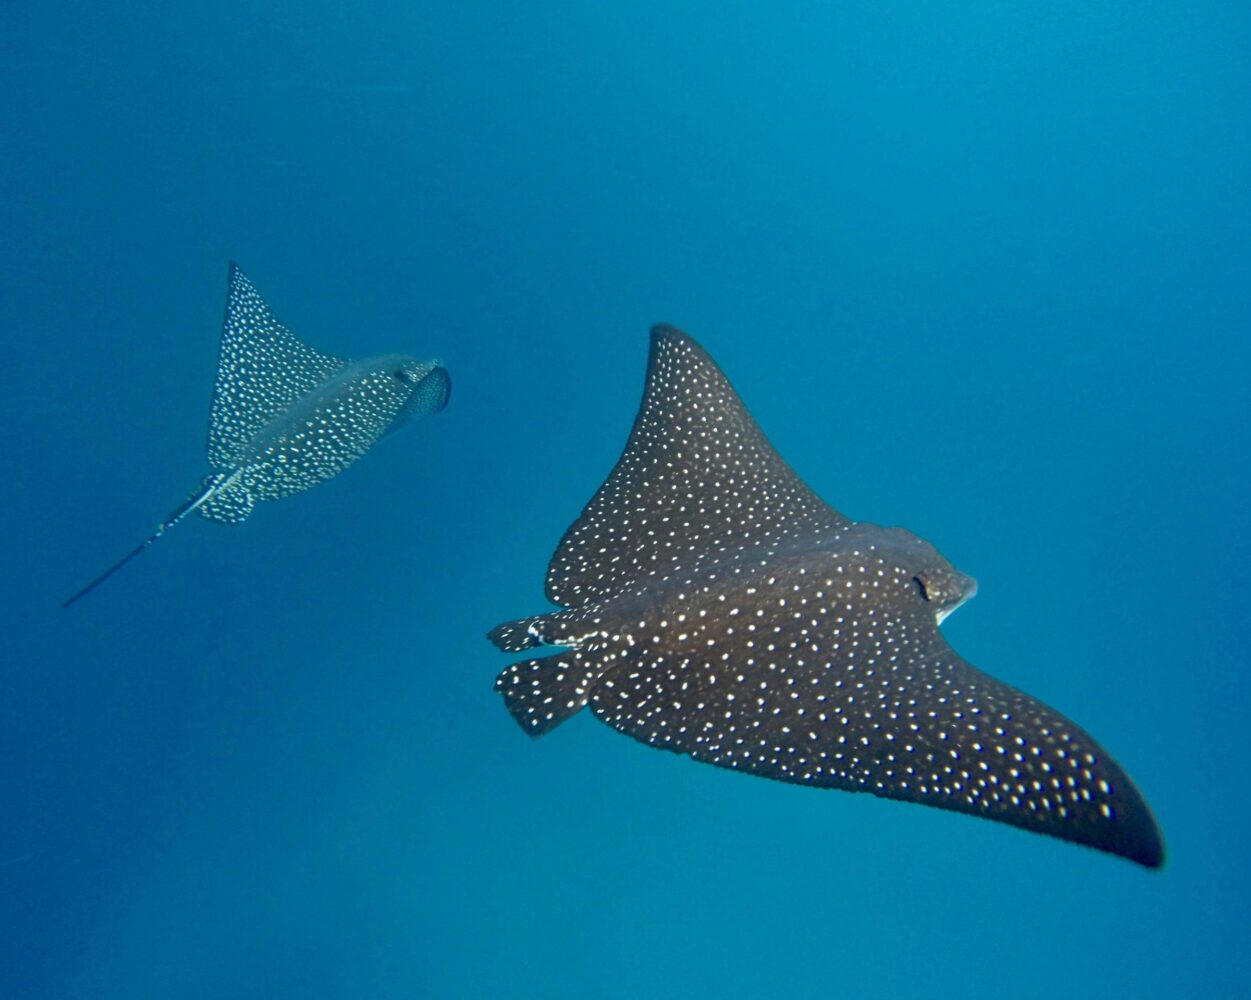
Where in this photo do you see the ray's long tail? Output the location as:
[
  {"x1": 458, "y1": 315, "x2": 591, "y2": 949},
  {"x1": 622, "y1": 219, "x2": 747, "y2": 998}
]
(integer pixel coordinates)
[{"x1": 61, "y1": 473, "x2": 236, "y2": 609}]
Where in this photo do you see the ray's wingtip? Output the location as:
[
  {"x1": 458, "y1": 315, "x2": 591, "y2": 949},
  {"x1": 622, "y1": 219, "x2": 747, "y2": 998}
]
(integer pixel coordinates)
[
  {"x1": 1125, "y1": 843, "x2": 1165, "y2": 871},
  {"x1": 227, "y1": 259, "x2": 259, "y2": 288},
  {"x1": 1135, "y1": 823, "x2": 1167, "y2": 871},
  {"x1": 226, "y1": 260, "x2": 252, "y2": 290},
  {"x1": 1113, "y1": 788, "x2": 1166, "y2": 870},
  {"x1": 649, "y1": 324, "x2": 715, "y2": 363},
  {"x1": 649, "y1": 323, "x2": 693, "y2": 345}
]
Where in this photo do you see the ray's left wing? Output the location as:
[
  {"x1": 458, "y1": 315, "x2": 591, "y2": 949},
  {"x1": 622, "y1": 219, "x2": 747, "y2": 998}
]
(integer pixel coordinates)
[
  {"x1": 207, "y1": 263, "x2": 348, "y2": 468},
  {"x1": 546, "y1": 327, "x2": 851, "y2": 608}
]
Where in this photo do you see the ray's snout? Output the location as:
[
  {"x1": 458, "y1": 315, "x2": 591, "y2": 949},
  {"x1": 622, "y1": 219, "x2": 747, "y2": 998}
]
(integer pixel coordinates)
[
  {"x1": 915, "y1": 564, "x2": 977, "y2": 623},
  {"x1": 941, "y1": 570, "x2": 977, "y2": 620},
  {"x1": 958, "y1": 571, "x2": 978, "y2": 602}
]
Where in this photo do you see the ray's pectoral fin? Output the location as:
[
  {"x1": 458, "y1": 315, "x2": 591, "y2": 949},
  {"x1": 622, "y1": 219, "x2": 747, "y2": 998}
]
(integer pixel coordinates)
[
  {"x1": 207, "y1": 263, "x2": 348, "y2": 470},
  {"x1": 543, "y1": 325, "x2": 850, "y2": 608}
]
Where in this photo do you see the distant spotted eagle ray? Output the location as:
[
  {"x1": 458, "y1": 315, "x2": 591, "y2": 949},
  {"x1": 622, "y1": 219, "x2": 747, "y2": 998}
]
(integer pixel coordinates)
[
  {"x1": 490, "y1": 326, "x2": 1164, "y2": 868},
  {"x1": 62, "y1": 263, "x2": 450, "y2": 608}
]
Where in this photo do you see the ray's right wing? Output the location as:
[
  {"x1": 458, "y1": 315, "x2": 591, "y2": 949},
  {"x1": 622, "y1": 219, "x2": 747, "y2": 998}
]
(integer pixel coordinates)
[{"x1": 587, "y1": 604, "x2": 1164, "y2": 868}]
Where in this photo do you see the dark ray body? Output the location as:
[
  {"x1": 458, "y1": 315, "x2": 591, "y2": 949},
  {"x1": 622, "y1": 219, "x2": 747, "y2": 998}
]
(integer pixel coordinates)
[
  {"x1": 63, "y1": 263, "x2": 449, "y2": 607},
  {"x1": 489, "y1": 326, "x2": 1163, "y2": 868}
]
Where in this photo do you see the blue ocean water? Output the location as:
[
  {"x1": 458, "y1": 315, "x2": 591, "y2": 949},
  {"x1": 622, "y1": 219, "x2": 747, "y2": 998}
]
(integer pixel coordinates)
[{"x1": 2, "y1": 2, "x2": 1248, "y2": 996}]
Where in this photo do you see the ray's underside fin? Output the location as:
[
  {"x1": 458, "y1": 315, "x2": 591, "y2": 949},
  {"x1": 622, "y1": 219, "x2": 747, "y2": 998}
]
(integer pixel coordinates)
[
  {"x1": 196, "y1": 472, "x2": 256, "y2": 523},
  {"x1": 495, "y1": 645, "x2": 623, "y2": 738}
]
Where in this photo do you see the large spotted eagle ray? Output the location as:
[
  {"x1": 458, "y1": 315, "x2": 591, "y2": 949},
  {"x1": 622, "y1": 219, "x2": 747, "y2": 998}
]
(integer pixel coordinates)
[
  {"x1": 490, "y1": 326, "x2": 1163, "y2": 867},
  {"x1": 62, "y1": 263, "x2": 450, "y2": 608}
]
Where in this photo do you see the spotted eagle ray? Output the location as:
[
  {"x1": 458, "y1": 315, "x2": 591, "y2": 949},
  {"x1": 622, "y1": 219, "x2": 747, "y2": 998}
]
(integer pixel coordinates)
[
  {"x1": 489, "y1": 326, "x2": 1164, "y2": 867},
  {"x1": 62, "y1": 263, "x2": 450, "y2": 608}
]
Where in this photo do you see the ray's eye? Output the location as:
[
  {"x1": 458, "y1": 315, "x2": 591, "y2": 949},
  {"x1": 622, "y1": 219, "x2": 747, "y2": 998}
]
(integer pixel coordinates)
[
  {"x1": 913, "y1": 573, "x2": 930, "y2": 601},
  {"x1": 393, "y1": 370, "x2": 410, "y2": 383}
]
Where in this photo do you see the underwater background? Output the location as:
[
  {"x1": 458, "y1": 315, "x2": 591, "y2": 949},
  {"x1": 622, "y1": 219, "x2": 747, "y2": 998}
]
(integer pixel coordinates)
[{"x1": 2, "y1": 3, "x2": 1248, "y2": 997}]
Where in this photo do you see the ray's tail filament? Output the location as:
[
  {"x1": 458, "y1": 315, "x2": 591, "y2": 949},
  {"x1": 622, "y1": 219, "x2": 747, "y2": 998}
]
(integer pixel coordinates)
[
  {"x1": 60, "y1": 535, "x2": 164, "y2": 609},
  {"x1": 60, "y1": 474, "x2": 231, "y2": 609}
]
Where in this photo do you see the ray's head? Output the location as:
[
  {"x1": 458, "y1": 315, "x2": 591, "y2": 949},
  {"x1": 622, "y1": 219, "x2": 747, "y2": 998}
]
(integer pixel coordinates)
[
  {"x1": 371, "y1": 354, "x2": 452, "y2": 430},
  {"x1": 850, "y1": 523, "x2": 978, "y2": 625},
  {"x1": 914, "y1": 558, "x2": 978, "y2": 624},
  {"x1": 379, "y1": 354, "x2": 437, "y2": 389}
]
